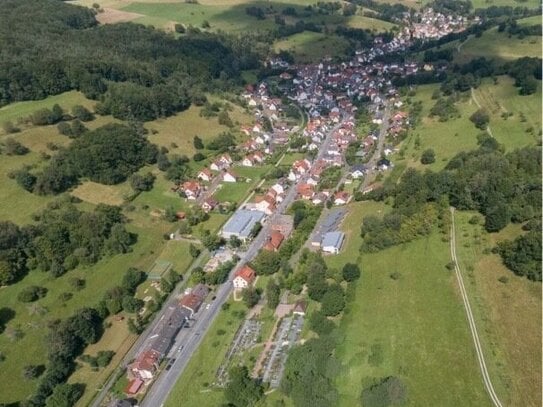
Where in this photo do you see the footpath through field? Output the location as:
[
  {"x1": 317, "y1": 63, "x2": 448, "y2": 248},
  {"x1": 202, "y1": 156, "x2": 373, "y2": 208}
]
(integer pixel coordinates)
[{"x1": 449, "y1": 207, "x2": 503, "y2": 407}]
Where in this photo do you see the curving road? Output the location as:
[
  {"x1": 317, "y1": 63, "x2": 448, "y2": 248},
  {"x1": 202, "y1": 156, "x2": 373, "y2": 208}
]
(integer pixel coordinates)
[{"x1": 449, "y1": 207, "x2": 503, "y2": 407}]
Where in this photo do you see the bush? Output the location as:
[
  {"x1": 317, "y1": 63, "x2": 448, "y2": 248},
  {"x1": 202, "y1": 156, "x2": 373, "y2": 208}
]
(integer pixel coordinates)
[
  {"x1": 18, "y1": 286, "x2": 48, "y2": 303},
  {"x1": 469, "y1": 108, "x2": 490, "y2": 130},
  {"x1": 360, "y1": 376, "x2": 407, "y2": 407},
  {"x1": 4, "y1": 138, "x2": 29, "y2": 155},
  {"x1": 342, "y1": 263, "x2": 361, "y2": 282},
  {"x1": 420, "y1": 149, "x2": 435, "y2": 165},
  {"x1": 72, "y1": 105, "x2": 94, "y2": 122}
]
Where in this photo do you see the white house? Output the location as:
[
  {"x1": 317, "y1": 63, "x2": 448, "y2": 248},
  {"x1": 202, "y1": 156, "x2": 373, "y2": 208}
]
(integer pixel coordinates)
[
  {"x1": 222, "y1": 171, "x2": 237, "y2": 183},
  {"x1": 233, "y1": 265, "x2": 256, "y2": 289}
]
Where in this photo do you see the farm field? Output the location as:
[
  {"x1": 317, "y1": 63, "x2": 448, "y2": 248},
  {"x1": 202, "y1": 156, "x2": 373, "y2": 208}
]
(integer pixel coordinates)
[
  {"x1": 453, "y1": 211, "x2": 542, "y2": 407},
  {"x1": 333, "y1": 221, "x2": 492, "y2": 406}
]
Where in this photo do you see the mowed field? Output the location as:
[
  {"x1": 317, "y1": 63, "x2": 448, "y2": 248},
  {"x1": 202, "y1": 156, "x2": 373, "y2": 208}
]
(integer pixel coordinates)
[
  {"x1": 453, "y1": 212, "x2": 542, "y2": 407},
  {"x1": 329, "y1": 202, "x2": 492, "y2": 407},
  {"x1": 274, "y1": 31, "x2": 350, "y2": 63}
]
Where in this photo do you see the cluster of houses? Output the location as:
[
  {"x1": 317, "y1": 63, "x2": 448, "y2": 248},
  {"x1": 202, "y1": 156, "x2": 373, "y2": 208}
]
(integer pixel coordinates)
[
  {"x1": 125, "y1": 284, "x2": 210, "y2": 395},
  {"x1": 406, "y1": 7, "x2": 472, "y2": 40}
]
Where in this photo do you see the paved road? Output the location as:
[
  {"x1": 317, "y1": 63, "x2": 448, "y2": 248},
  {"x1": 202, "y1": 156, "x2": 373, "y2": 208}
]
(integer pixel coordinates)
[
  {"x1": 140, "y1": 117, "x2": 346, "y2": 407},
  {"x1": 360, "y1": 103, "x2": 391, "y2": 192},
  {"x1": 90, "y1": 250, "x2": 209, "y2": 407},
  {"x1": 449, "y1": 207, "x2": 503, "y2": 407}
]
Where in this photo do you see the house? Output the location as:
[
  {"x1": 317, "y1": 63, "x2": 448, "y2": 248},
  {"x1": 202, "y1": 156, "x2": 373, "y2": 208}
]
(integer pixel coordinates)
[
  {"x1": 201, "y1": 197, "x2": 218, "y2": 213},
  {"x1": 263, "y1": 230, "x2": 284, "y2": 252},
  {"x1": 220, "y1": 209, "x2": 266, "y2": 241},
  {"x1": 334, "y1": 191, "x2": 351, "y2": 206},
  {"x1": 254, "y1": 195, "x2": 276, "y2": 215},
  {"x1": 297, "y1": 183, "x2": 315, "y2": 200},
  {"x1": 377, "y1": 158, "x2": 391, "y2": 171},
  {"x1": 180, "y1": 283, "x2": 209, "y2": 317},
  {"x1": 242, "y1": 152, "x2": 264, "y2": 167},
  {"x1": 233, "y1": 265, "x2": 256, "y2": 289},
  {"x1": 181, "y1": 181, "x2": 202, "y2": 200},
  {"x1": 350, "y1": 164, "x2": 366, "y2": 179},
  {"x1": 222, "y1": 170, "x2": 237, "y2": 183},
  {"x1": 321, "y1": 231, "x2": 345, "y2": 254},
  {"x1": 124, "y1": 379, "x2": 143, "y2": 396},
  {"x1": 293, "y1": 300, "x2": 307, "y2": 316},
  {"x1": 197, "y1": 168, "x2": 213, "y2": 182},
  {"x1": 130, "y1": 349, "x2": 161, "y2": 381},
  {"x1": 270, "y1": 183, "x2": 285, "y2": 195}
]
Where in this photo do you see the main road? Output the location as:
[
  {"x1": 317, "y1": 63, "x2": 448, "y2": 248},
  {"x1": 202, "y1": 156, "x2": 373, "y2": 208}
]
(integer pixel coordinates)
[{"x1": 140, "y1": 118, "x2": 347, "y2": 407}]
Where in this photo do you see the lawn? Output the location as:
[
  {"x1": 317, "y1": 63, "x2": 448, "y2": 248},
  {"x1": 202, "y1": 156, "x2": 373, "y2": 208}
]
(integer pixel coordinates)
[
  {"x1": 71, "y1": 181, "x2": 133, "y2": 206},
  {"x1": 453, "y1": 211, "x2": 542, "y2": 407},
  {"x1": 334, "y1": 229, "x2": 492, "y2": 406},
  {"x1": 347, "y1": 13, "x2": 396, "y2": 31},
  {"x1": 273, "y1": 31, "x2": 350, "y2": 63},
  {"x1": 164, "y1": 299, "x2": 247, "y2": 407},
  {"x1": 213, "y1": 181, "x2": 254, "y2": 204}
]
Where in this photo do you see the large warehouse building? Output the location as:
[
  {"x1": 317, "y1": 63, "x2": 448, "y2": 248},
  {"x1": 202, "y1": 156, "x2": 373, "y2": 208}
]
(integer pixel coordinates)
[{"x1": 220, "y1": 209, "x2": 266, "y2": 241}]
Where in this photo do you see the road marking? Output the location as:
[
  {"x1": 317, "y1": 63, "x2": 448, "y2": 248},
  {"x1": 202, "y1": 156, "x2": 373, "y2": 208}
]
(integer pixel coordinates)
[{"x1": 450, "y1": 207, "x2": 503, "y2": 407}]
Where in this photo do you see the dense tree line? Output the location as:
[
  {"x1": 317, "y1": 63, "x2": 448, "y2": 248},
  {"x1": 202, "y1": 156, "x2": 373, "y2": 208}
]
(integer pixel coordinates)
[
  {"x1": 19, "y1": 124, "x2": 158, "y2": 195},
  {"x1": 496, "y1": 229, "x2": 541, "y2": 281},
  {"x1": 361, "y1": 137, "x2": 541, "y2": 260},
  {"x1": 0, "y1": 0, "x2": 262, "y2": 120}
]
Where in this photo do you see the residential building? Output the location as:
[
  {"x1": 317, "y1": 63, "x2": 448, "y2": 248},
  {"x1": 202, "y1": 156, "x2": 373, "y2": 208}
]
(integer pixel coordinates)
[{"x1": 233, "y1": 265, "x2": 256, "y2": 289}]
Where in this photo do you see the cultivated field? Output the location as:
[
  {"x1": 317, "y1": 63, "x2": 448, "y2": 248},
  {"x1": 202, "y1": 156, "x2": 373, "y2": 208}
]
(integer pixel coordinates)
[{"x1": 330, "y1": 203, "x2": 492, "y2": 407}]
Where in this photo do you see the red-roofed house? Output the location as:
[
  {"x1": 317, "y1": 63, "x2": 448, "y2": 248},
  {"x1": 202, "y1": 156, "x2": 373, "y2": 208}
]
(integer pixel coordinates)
[
  {"x1": 233, "y1": 265, "x2": 256, "y2": 289},
  {"x1": 181, "y1": 181, "x2": 202, "y2": 200},
  {"x1": 334, "y1": 191, "x2": 351, "y2": 205},
  {"x1": 125, "y1": 378, "x2": 143, "y2": 395},
  {"x1": 264, "y1": 230, "x2": 284, "y2": 252},
  {"x1": 130, "y1": 349, "x2": 161, "y2": 381},
  {"x1": 297, "y1": 183, "x2": 315, "y2": 200}
]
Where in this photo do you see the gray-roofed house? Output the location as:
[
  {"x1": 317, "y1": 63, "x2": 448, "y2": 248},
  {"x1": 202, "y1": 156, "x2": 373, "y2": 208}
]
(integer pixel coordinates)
[
  {"x1": 220, "y1": 209, "x2": 266, "y2": 241},
  {"x1": 321, "y1": 231, "x2": 345, "y2": 254}
]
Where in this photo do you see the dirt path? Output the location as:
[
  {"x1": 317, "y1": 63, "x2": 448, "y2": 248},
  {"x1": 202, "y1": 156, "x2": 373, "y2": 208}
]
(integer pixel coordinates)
[
  {"x1": 450, "y1": 207, "x2": 503, "y2": 407},
  {"x1": 470, "y1": 88, "x2": 495, "y2": 138}
]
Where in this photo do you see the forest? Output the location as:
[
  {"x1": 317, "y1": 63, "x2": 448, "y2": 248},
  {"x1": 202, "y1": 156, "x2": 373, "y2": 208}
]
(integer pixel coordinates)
[
  {"x1": 361, "y1": 136, "x2": 542, "y2": 280},
  {"x1": 0, "y1": 0, "x2": 262, "y2": 120}
]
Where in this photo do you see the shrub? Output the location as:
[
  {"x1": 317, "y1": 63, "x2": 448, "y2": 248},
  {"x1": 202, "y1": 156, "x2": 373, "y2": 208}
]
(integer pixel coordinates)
[{"x1": 18, "y1": 286, "x2": 48, "y2": 303}]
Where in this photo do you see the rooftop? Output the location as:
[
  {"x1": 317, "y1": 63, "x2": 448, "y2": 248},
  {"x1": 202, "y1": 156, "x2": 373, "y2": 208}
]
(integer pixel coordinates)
[
  {"x1": 221, "y1": 209, "x2": 266, "y2": 239},
  {"x1": 322, "y1": 231, "x2": 345, "y2": 249}
]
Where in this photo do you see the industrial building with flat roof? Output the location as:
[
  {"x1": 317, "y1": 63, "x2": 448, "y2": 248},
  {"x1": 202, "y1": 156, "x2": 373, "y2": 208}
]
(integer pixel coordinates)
[
  {"x1": 321, "y1": 231, "x2": 345, "y2": 254},
  {"x1": 220, "y1": 209, "x2": 266, "y2": 241}
]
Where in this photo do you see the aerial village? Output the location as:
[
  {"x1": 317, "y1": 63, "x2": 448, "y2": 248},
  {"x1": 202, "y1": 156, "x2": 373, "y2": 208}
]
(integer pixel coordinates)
[{"x1": 119, "y1": 7, "x2": 473, "y2": 401}]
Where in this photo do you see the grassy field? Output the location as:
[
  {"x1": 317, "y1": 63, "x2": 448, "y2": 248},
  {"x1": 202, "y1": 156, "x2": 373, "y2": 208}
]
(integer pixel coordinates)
[
  {"x1": 396, "y1": 78, "x2": 540, "y2": 173},
  {"x1": 164, "y1": 298, "x2": 247, "y2": 407},
  {"x1": 273, "y1": 31, "x2": 350, "y2": 63},
  {"x1": 71, "y1": 181, "x2": 133, "y2": 206},
  {"x1": 453, "y1": 211, "x2": 542, "y2": 407},
  {"x1": 0, "y1": 91, "x2": 95, "y2": 128},
  {"x1": 347, "y1": 13, "x2": 396, "y2": 31},
  {"x1": 0, "y1": 217, "x2": 172, "y2": 403},
  {"x1": 456, "y1": 27, "x2": 541, "y2": 63},
  {"x1": 397, "y1": 84, "x2": 480, "y2": 172},
  {"x1": 331, "y1": 203, "x2": 492, "y2": 406},
  {"x1": 472, "y1": 76, "x2": 541, "y2": 151},
  {"x1": 146, "y1": 102, "x2": 252, "y2": 157}
]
